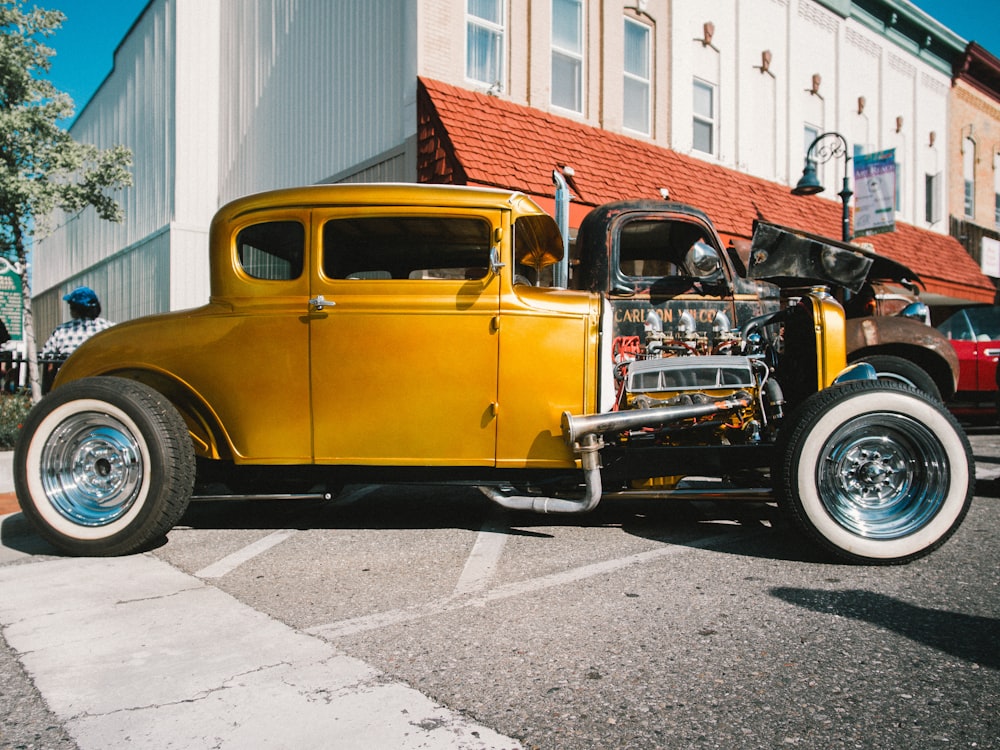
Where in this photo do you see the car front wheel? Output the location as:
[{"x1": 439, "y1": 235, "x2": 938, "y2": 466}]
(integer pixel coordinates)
[
  {"x1": 775, "y1": 380, "x2": 972, "y2": 564},
  {"x1": 14, "y1": 377, "x2": 195, "y2": 556},
  {"x1": 853, "y1": 354, "x2": 941, "y2": 401}
]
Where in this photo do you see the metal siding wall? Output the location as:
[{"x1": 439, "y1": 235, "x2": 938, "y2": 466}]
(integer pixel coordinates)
[
  {"x1": 218, "y1": 0, "x2": 415, "y2": 202},
  {"x1": 34, "y1": 0, "x2": 176, "y2": 316},
  {"x1": 35, "y1": 237, "x2": 170, "y2": 342}
]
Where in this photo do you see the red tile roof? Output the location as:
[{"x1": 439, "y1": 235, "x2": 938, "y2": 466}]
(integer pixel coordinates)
[{"x1": 418, "y1": 77, "x2": 995, "y2": 304}]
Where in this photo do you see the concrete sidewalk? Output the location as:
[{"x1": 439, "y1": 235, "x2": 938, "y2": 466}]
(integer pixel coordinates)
[
  {"x1": 0, "y1": 450, "x2": 11, "y2": 493},
  {"x1": 0, "y1": 555, "x2": 522, "y2": 749}
]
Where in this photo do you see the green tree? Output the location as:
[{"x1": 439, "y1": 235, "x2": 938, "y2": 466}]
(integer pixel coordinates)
[{"x1": 0, "y1": 1, "x2": 132, "y2": 402}]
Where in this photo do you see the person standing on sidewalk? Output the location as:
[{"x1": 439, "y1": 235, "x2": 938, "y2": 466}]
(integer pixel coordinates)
[{"x1": 39, "y1": 286, "x2": 114, "y2": 358}]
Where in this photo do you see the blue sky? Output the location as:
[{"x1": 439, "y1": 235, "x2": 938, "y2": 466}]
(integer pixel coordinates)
[{"x1": 41, "y1": 1, "x2": 1000, "y2": 118}]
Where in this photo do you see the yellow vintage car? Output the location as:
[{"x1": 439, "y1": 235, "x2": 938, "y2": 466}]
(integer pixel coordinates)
[{"x1": 14, "y1": 184, "x2": 973, "y2": 563}]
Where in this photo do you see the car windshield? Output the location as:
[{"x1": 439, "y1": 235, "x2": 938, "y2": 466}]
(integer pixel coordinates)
[
  {"x1": 938, "y1": 306, "x2": 1000, "y2": 341},
  {"x1": 618, "y1": 219, "x2": 708, "y2": 279}
]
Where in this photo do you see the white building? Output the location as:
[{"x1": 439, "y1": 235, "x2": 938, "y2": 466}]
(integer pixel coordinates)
[{"x1": 32, "y1": 0, "x2": 990, "y2": 339}]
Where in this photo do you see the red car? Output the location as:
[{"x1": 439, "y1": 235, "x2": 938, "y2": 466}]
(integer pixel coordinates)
[{"x1": 936, "y1": 305, "x2": 1000, "y2": 418}]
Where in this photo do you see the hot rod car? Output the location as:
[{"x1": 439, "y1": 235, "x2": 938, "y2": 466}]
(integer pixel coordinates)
[{"x1": 14, "y1": 184, "x2": 973, "y2": 563}]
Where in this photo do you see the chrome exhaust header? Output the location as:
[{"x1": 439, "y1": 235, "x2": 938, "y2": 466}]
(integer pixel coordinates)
[
  {"x1": 561, "y1": 391, "x2": 754, "y2": 446},
  {"x1": 481, "y1": 392, "x2": 754, "y2": 515}
]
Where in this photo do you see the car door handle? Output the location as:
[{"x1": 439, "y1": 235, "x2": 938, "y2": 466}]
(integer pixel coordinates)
[
  {"x1": 984, "y1": 348, "x2": 1000, "y2": 358},
  {"x1": 309, "y1": 295, "x2": 335, "y2": 311}
]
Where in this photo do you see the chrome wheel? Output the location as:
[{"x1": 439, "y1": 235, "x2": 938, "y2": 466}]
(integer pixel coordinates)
[
  {"x1": 817, "y1": 413, "x2": 947, "y2": 540},
  {"x1": 776, "y1": 381, "x2": 972, "y2": 564},
  {"x1": 15, "y1": 377, "x2": 195, "y2": 556},
  {"x1": 40, "y1": 412, "x2": 145, "y2": 527}
]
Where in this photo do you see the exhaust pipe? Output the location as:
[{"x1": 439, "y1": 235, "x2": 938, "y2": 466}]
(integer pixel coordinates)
[
  {"x1": 481, "y1": 392, "x2": 753, "y2": 514},
  {"x1": 561, "y1": 392, "x2": 753, "y2": 446},
  {"x1": 479, "y1": 432, "x2": 603, "y2": 513}
]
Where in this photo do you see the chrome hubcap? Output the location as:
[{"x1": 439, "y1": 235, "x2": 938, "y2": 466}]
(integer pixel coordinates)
[
  {"x1": 818, "y1": 413, "x2": 948, "y2": 539},
  {"x1": 40, "y1": 413, "x2": 144, "y2": 527}
]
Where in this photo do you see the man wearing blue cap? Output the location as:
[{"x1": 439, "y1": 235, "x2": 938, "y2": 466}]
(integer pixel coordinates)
[{"x1": 39, "y1": 286, "x2": 115, "y2": 358}]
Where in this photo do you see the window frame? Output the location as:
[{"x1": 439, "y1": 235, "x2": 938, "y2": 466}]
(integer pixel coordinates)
[
  {"x1": 994, "y1": 152, "x2": 1000, "y2": 228},
  {"x1": 963, "y1": 137, "x2": 976, "y2": 219},
  {"x1": 692, "y1": 78, "x2": 717, "y2": 155},
  {"x1": 551, "y1": 0, "x2": 585, "y2": 114},
  {"x1": 465, "y1": 0, "x2": 506, "y2": 91},
  {"x1": 925, "y1": 171, "x2": 942, "y2": 225},
  {"x1": 623, "y1": 16, "x2": 651, "y2": 135}
]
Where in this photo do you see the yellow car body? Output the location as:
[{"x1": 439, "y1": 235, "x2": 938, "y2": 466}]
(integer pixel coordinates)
[
  {"x1": 21, "y1": 184, "x2": 972, "y2": 564},
  {"x1": 56, "y1": 184, "x2": 599, "y2": 469}
]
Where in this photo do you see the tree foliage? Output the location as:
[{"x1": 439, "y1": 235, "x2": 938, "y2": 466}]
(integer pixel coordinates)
[{"x1": 0, "y1": 1, "x2": 132, "y2": 401}]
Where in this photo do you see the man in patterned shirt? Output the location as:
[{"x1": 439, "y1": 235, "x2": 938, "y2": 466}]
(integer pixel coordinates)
[{"x1": 39, "y1": 286, "x2": 114, "y2": 358}]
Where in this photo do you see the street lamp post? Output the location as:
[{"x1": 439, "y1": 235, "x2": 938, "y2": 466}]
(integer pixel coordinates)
[{"x1": 791, "y1": 131, "x2": 853, "y2": 243}]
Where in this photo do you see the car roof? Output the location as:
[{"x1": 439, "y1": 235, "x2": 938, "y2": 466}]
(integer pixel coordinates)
[{"x1": 214, "y1": 183, "x2": 545, "y2": 222}]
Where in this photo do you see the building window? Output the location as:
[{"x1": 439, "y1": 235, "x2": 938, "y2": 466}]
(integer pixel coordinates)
[
  {"x1": 995, "y1": 152, "x2": 1000, "y2": 228},
  {"x1": 963, "y1": 137, "x2": 975, "y2": 218},
  {"x1": 623, "y1": 17, "x2": 650, "y2": 135},
  {"x1": 925, "y1": 172, "x2": 941, "y2": 225},
  {"x1": 895, "y1": 160, "x2": 903, "y2": 213},
  {"x1": 466, "y1": 0, "x2": 505, "y2": 90},
  {"x1": 693, "y1": 79, "x2": 716, "y2": 154},
  {"x1": 552, "y1": 0, "x2": 584, "y2": 112},
  {"x1": 804, "y1": 124, "x2": 819, "y2": 157}
]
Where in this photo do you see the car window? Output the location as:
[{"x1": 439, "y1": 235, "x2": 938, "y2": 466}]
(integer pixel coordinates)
[
  {"x1": 962, "y1": 306, "x2": 1000, "y2": 340},
  {"x1": 618, "y1": 219, "x2": 707, "y2": 279},
  {"x1": 237, "y1": 221, "x2": 305, "y2": 281},
  {"x1": 322, "y1": 216, "x2": 492, "y2": 280},
  {"x1": 938, "y1": 310, "x2": 975, "y2": 341}
]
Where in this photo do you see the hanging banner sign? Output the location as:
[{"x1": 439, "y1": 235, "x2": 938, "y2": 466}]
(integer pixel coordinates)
[
  {"x1": 983, "y1": 236, "x2": 1000, "y2": 278},
  {"x1": 853, "y1": 149, "x2": 896, "y2": 237},
  {"x1": 0, "y1": 269, "x2": 21, "y2": 341}
]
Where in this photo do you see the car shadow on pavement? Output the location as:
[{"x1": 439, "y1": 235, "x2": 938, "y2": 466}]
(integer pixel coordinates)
[
  {"x1": 0, "y1": 513, "x2": 63, "y2": 556},
  {"x1": 771, "y1": 586, "x2": 1000, "y2": 669},
  {"x1": 180, "y1": 486, "x2": 831, "y2": 564}
]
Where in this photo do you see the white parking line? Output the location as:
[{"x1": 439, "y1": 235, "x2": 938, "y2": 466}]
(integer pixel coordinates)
[
  {"x1": 308, "y1": 528, "x2": 761, "y2": 639},
  {"x1": 194, "y1": 529, "x2": 298, "y2": 578},
  {"x1": 452, "y1": 511, "x2": 509, "y2": 596}
]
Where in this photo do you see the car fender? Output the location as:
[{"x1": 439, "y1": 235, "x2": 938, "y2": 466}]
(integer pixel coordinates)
[{"x1": 845, "y1": 315, "x2": 959, "y2": 398}]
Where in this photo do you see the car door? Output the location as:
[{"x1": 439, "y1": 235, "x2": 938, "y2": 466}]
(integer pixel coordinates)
[
  {"x1": 940, "y1": 307, "x2": 1000, "y2": 393},
  {"x1": 965, "y1": 307, "x2": 1000, "y2": 392},
  {"x1": 308, "y1": 207, "x2": 502, "y2": 465}
]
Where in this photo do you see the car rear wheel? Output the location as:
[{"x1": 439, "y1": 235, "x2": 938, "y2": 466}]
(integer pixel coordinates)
[
  {"x1": 853, "y1": 354, "x2": 941, "y2": 401},
  {"x1": 14, "y1": 377, "x2": 195, "y2": 556},
  {"x1": 775, "y1": 380, "x2": 972, "y2": 564}
]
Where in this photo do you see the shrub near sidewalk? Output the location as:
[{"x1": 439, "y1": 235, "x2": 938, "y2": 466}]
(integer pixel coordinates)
[{"x1": 0, "y1": 392, "x2": 31, "y2": 450}]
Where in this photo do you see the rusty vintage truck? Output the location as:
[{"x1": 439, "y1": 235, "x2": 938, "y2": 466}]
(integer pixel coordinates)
[{"x1": 15, "y1": 185, "x2": 973, "y2": 563}]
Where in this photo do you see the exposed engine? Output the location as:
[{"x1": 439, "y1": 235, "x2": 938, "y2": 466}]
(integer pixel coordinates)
[{"x1": 610, "y1": 306, "x2": 788, "y2": 447}]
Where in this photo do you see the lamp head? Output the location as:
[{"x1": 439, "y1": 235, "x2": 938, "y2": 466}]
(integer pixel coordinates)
[{"x1": 791, "y1": 159, "x2": 824, "y2": 196}]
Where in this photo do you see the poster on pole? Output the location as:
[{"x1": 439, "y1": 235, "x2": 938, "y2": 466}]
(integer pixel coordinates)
[
  {"x1": 0, "y1": 267, "x2": 21, "y2": 341},
  {"x1": 853, "y1": 149, "x2": 896, "y2": 237},
  {"x1": 982, "y1": 236, "x2": 1000, "y2": 278}
]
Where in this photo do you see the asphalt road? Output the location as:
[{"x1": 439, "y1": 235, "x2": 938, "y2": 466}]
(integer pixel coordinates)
[{"x1": 1, "y1": 431, "x2": 998, "y2": 750}]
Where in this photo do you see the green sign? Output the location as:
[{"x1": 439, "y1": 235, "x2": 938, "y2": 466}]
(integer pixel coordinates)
[{"x1": 0, "y1": 270, "x2": 22, "y2": 340}]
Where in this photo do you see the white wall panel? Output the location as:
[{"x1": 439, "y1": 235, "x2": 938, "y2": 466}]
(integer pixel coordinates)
[
  {"x1": 168, "y1": 226, "x2": 212, "y2": 310},
  {"x1": 217, "y1": 0, "x2": 416, "y2": 202},
  {"x1": 35, "y1": 0, "x2": 176, "y2": 303},
  {"x1": 35, "y1": 235, "x2": 171, "y2": 342}
]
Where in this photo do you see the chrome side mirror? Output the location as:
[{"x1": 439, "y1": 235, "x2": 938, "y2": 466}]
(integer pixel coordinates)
[
  {"x1": 899, "y1": 301, "x2": 930, "y2": 325},
  {"x1": 685, "y1": 240, "x2": 725, "y2": 283}
]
